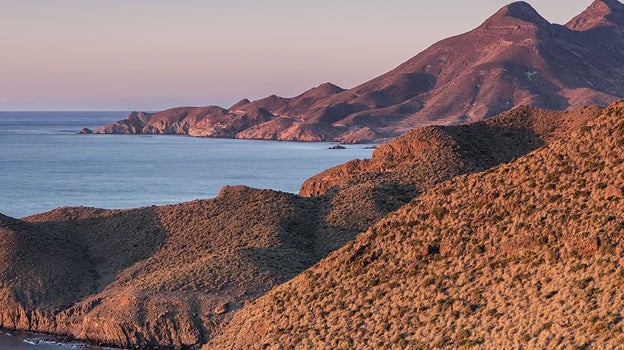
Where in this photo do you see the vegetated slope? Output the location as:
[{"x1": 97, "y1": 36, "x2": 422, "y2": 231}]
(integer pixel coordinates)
[
  {"x1": 300, "y1": 105, "x2": 603, "y2": 198},
  {"x1": 0, "y1": 186, "x2": 383, "y2": 349},
  {"x1": 0, "y1": 105, "x2": 606, "y2": 348},
  {"x1": 83, "y1": 0, "x2": 624, "y2": 142},
  {"x1": 206, "y1": 100, "x2": 624, "y2": 349}
]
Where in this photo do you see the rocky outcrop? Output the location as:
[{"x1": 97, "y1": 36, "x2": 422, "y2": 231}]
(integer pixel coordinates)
[{"x1": 84, "y1": 0, "x2": 624, "y2": 142}]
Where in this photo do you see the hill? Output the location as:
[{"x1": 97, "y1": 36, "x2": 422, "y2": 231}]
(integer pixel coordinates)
[
  {"x1": 82, "y1": 0, "x2": 624, "y2": 142},
  {"x1": 206, "y1": 100, "x2": 624, "y2": 349},
  {"x1": 300, "y1": 105, "x2": 602, "y2": 198},
  {"x1": 1, "y1": 97, "x2": 614, "y2": 349},
  {"x1": 1, "y1": 187, "x2": 371, "y2": 348}
]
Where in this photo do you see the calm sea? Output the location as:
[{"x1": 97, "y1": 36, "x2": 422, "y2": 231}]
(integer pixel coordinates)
[
  {"x1": 0, "y1": 330, "x2": 116, "y2": 350},
  {"x1": 0, "y1": 111, "x2": 374, "y2": 219}
]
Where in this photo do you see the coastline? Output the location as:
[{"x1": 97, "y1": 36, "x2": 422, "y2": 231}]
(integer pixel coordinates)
[{"x1": 0, "y1": 329, "x2": 123, "y2": 350}]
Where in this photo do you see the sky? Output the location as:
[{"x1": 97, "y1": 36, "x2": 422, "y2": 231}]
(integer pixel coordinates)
[{"x1": 0, "y1": 1, "x2": 595, "y2": 111}]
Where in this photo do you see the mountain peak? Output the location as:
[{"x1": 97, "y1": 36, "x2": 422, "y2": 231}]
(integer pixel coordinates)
[
  {"x1": 591, "y1": 0, "x2": 624, "y2": 11},
  {"x1": 313, "y1": 82, "x2": 345, "y2": 93},
  {"x1": 298, "y1": 82, "x2": 345, "y2": 99},
  {"x1": 566, "y1": 0, "x2": 624, "y2": 30},
  {"x1": 481, "y1": 1, "x2": 549, "y2": 28}
]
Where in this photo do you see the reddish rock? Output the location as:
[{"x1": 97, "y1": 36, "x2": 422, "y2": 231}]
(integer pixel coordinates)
[{"x1": 88, "y1": 1, "x2": 624, "y2": 142}]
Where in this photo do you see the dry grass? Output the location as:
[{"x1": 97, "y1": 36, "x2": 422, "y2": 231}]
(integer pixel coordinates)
[
  {"x1": 0, "y1": 101, "x2": 620, "y2": 349},
  {"x1": 206, "y1": 100, "x2": 624, "y2": 349}
]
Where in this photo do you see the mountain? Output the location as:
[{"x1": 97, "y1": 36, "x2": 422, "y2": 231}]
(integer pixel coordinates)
[
  {"x1": 205, "y1": 99, "x2": 624, "y2": 349},
  {"x1": 299, "y1": 104, "x2": 603, "y2": 197},
  {"x1": 82, "y1": 0, "x2": 624, "y2": 143}
]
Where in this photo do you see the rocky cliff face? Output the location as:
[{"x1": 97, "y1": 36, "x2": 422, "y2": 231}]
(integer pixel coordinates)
[{"x1": 83, "y1": 0, "x2": 624, "y2": 142}]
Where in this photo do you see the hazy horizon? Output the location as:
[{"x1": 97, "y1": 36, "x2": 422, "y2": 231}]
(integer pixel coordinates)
[{"x1": 1, "y1": 1, "x2": 595, "y2": 111}]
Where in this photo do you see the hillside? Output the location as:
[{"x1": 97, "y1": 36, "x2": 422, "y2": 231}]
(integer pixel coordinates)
[
  {"x1": 82, "y1": 0, "x2": 624, "y2": 142},
  {"x1": 1, "y1": 186, "x2": 376, "y2": 348},
  {"x1": 206, "y1": 100, "x2": 624, "y2": 349},
  {"x1": 1, "y1": 99, "x2": 613, "y2": 348},
  {"x1": 300, "y1": 105, "x2": 602, "y2": 197},
  {"x1": 0, "y1": 99, "x2": 610, "y2": 349}
]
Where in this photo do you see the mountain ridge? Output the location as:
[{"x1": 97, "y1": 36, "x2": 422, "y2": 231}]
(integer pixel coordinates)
[
  {"x1": 206, "y1": 99, "x2": 624, "y2": 349},
  {"x1": 82, "y1": 0, "x2": 624, "y2": 143}
]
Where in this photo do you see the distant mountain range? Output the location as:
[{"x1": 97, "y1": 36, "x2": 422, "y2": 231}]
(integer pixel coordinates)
[{"x1": 82, "y1": 0, "x2": 624, "y2": 143}]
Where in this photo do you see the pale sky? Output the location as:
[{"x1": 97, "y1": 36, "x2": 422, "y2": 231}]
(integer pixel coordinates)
[{"x1": 0, "y1": 1, "x2": 595, "y2": 111}]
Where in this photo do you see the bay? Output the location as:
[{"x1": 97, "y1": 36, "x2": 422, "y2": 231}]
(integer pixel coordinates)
[{"x1": 0, "y1": 111, "x2": 374, "y2": 219}]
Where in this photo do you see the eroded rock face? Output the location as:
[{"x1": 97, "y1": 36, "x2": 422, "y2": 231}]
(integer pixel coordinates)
[{"x1": 86, "y1": 1, "x2": 624, "y2": 142}]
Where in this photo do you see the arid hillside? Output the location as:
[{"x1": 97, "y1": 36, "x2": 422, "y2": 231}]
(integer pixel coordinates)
[
  {"x1": 1, "y1": 186, "x2": 379, "y2": 348},
  {"x1": 82, "y1": 0, "x2": 624, "y2": 142},
  {"x1": 206, "y1": 100, "x2": 624, "y2": 349},
  {"x1": 300, "y1": 105, "x2": 602, "y2": 198},
  {"x1": 1, "y1": 100, "x2": 613, "y2": 349}
]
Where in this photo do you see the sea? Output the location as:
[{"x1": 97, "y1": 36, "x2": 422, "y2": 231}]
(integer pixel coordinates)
[
  {"x1": 0, "y1": 111, "x2": 375, "y2": 219},
  {"x1": 0, "y1": 111, "x2": 374, "y2": 349},
  {"x1": 0, "y1": 330, "x2": 115, "y2": 350}
]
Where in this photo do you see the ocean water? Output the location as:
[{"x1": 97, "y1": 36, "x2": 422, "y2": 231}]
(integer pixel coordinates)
[
  {"x1": 0, "y1": 111, "x2": 374, "y2": 218},
  {"x1": 0, "y1": 330, "x2": 116, "y2": 350}
]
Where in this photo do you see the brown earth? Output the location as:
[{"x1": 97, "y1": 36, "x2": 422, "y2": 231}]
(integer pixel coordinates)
[
  {"x1": 82, "y1": 0, "x2": 624, "y2": 142},
  {"x1": 205, "y1": 101, "x2": 624, "y2": 349}
]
